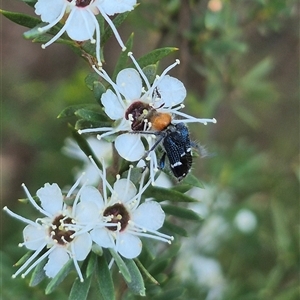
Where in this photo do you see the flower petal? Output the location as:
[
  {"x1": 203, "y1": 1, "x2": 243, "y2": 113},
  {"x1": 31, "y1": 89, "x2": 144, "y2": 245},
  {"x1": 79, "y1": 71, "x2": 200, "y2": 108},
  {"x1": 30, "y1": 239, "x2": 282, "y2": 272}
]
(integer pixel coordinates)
[
  {"x1": 23, "y1": 224, "x2": 48, "y2": 250},
  {"x1": 132, "y1": 201, "x2": 165, "y2": 230},
  {"x1": 90, "y1": 228, "x2": 115, "y2": 249},
  {"x1": 80, "y1": 186, "x2": 104, "y2": 207},
  {"x1": 66, "y1": 9, "x2": 96, "y2": 41},
  {"x1": 44, "y1": 247, "x2": 69, "y2": 278},
  {"x1": 117, "y1": 232, "x2": 142, "y2": 258},
  {"x1": 101, "y1": 89, "x2": 125, "y2": 120},
  {"x1": 35, "y1": 0, "x2": 65, "y2": 23},
  {"x1": 75, "y1": 201, "x2": 101, "y2": 224},
  {"x1": 112, "y1": 179, "x2": 137, "y2": 203},
  {"x1": 100, "y1": 0, "x2": 136, "y2": 15},
  {"x1": 72, "y1": 233, "x2": 92, "y2": 261},
  {"x1": 36, "y1": 183, "x2": 63, "y2": 215},
  {"x1": 116, "y1": 68, "x2": 142, "y2": 100},
  {"x1": 157, "y1": 75, "x2": 186, "y2": 107},
  {"x1": 115, "y1": 134, "x2": 145, "y2": 161}
]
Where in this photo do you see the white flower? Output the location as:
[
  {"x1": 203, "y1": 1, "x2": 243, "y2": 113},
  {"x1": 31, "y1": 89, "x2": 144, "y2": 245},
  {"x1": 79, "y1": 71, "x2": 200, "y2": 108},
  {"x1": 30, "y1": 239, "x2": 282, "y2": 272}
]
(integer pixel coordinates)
[
  {"x1": 84, "y1": 162, "x2": 174, "y2": 259},
  {"x1": 62, "y1": 137, "x2": 112, "y2": 186},
  {"x1": 234, "y1": 209, "x2": 257, "y2": 233},
  {"x1": 35, "y1": 0, "x2": 136, "y2": 65},
  {"x1": 3, "y1": 177, "x2": 96, "y2": 281},
  {"x1": 79, "y1": 55, "x2": 216, "y2": 172}
]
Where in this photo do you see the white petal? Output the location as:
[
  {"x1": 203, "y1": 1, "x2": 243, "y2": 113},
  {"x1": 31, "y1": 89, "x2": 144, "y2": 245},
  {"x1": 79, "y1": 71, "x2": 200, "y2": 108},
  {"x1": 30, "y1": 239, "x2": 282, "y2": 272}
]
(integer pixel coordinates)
[
  {"x1": 36, "y1": 183, "x2": 63, "y2": 215},
  {"x1": 115, "y1": 134, "x2": 145, "y2": 161},
  {"x1": 116, "y1": 68, "x2": 142, "y2": 100},
  {"x1": 117, "y1": 232, "x2": 142, "y2": 258},
  {"x1": 80, "y1": 186, "x2": 104, "y2": 207},
  {"x1": 90, "y1": 228, "x2": 115, "y2": 249},
  {"x1": 112, "y1": 179, "x2": 137, "y2": 203},
  {"x1": 66, "y1": 9, "x2": 96, "y2": 41},
  {"x1": 75, "y1": 201, "x2": 101, "y2": 224},
  {"x1": 100, "y1": 0, "x2": 136, "y2": 15},
  {"x1": 23, "y1": 224, "x2": 48, "y2": 250},
  {"x1": 44, "y1": 247, "x2": 69, "y2": 278},
  {"x1": 72, "y1": 233, "x2": 92, "y2": 261},
  {"x1": 132, "y1": 201, "x2": 165, "y2": 230},
  {"x1": 157, "y1": 75, "x2": 186, "y2": 107},
  {"x1": 101, "y1": 89, "x2": 125, "y2": 120},
  {"x1": 35, "y1": 0, "x2": 65, "y2": 22}
]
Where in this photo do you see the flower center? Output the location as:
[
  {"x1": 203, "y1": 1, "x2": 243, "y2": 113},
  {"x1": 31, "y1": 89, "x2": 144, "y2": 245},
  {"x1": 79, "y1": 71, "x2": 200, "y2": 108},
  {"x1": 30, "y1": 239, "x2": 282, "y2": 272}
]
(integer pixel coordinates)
[
  {"x1": 103, "y1": 203, "x2": 130, "y2": 232},
  {"x1": 125, "y1": 100, "x2": 171, "y2": 131},
  {"x1": 68, "y1": 0, "x2": 92, "y2": 8},
  {"x1": 50, "y1": 215, "x2": 75, "y2": 245}
]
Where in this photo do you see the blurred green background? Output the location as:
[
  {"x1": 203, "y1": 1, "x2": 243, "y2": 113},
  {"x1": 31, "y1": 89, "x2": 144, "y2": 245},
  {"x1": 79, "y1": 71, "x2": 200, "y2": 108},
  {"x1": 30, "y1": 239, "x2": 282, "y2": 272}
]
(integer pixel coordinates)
[{"x1": 1, "y1": 0, "x2": 299, "y2": 299}]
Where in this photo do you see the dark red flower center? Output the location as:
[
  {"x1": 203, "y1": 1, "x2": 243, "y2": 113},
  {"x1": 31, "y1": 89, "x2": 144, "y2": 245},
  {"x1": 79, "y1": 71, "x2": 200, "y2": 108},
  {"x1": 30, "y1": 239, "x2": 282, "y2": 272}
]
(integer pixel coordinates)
[
  {"x1": 103, "y1": 203, "x2": 130, "y2": 232},
  {"x1": 50, "y1": 215, "x2": 75, "y2": 245}
]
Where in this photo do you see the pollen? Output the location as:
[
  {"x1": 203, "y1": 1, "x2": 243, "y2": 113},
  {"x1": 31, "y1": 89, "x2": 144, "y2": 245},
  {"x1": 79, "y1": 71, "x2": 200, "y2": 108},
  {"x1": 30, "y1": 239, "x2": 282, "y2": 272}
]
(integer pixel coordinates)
[{"x1": 151, "y1": 113, "x2": 172, "y2": 131}]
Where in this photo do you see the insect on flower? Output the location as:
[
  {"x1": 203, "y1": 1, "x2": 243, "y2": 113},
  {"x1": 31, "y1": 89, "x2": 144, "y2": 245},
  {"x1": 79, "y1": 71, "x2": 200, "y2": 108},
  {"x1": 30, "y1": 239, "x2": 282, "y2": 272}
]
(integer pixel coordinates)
[{"x1": 126, "y1": 102, "x2": 194, "y2": 181}]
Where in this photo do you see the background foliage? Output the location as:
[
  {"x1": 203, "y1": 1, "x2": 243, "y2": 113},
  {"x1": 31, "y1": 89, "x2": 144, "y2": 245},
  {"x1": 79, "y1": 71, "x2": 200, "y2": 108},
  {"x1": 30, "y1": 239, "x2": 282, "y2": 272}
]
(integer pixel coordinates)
[{"x1": 1, "y1": 0, "x2": 299, "y2": 299}]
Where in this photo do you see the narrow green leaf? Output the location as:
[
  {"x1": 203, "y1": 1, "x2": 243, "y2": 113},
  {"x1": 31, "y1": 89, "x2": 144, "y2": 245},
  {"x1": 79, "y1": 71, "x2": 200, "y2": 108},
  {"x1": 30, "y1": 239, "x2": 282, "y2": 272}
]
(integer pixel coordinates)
[
  {"x1": 123, "y1": 258, "x2": 146, "y2": 296},
  {"x1": 29, "y1": 259, "x2": 47, "y2": 287},
  {"x1": 112, "y1": 33, "x2": 134, "y2": 80},
  {"x1": 0, "y1": 9, "x2": 41, "y2": 28},
  {"x1": 95, "y1": 256, "x2": 115, "y2": 300},
  {"x1": 75, "y1": 108, "x2": 109, "y2": 123},
  {"x1": 143, "y1": 186, "x2": 197, "y2": 203},
  {"x1": 162, "y1": 205, "x2": 202, "y2": 221},
  {"x1": 23, "y1": 22, "x2": 63, "y2": 39},
  {"x1": 13, "y1": 251, "x2": 33, "y2": 267},
  {"x1": 69, "y1": 276, "x2": 92, "y2": 300},
  {"x1": 134, "y1": 47, "x2": 178, "y2": 69},
  {"x1": 45, "y1": 259, "x2": 73, "y2": 294},
  {"x1": 134, "y1": 259, "x2": 159, "y2": 285},
  {"x1": 93, "y1": 81, "x2": 107, "y2": 102},
  {"x1": 58, "y1": 104, "x2": 100, "y2": 119},
  {"x1": 181, "y1": 173, "x2": 204, "y2": 188},
  {"x1": 109, "y1": 249, "x2": 131, "y2": 282},
  {"x1": 163, "y1": 221, "x2": 188, "y2": 237},
  {"x1": 142, "y1": 64, "x2": 157, "y2": 84},
  {"x1": 86, "y1": 253, "x2": 97, "y2": 278},
  {"x1": 85, "y1": 72, "x2": 102, "y2": 91}
]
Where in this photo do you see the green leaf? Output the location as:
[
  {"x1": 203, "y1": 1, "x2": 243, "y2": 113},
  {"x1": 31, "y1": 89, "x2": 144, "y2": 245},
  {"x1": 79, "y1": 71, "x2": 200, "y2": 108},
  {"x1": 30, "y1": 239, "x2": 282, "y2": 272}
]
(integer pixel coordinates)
[
  {"x1": 45, "y1": 259, "x2": 73, "y2": 294},
  {"x1": 109, "y1": 249, "x2": 131, "y2": 283},
  {"x1": 23, "y1": 22, "x2": 63, "y2": 39},
  {"x1": 134, "y1": 259, "x2": 159, "y2": 285},
  {"x1": 93, "y1": 81, "x2": 107, "y2": 102},
  {"x1": 163, "y1": 221, "x2": 188, "y2": 237},
  {"x1": 75, "y1": 108, "x2": 110, "y2": 123},
  {"x1": 86, "y1": 253, "x2": 97, "y2": 278},
  {"x1": 123, "y1": 258, "x2": 146, "y2": 296},
  {"x1": 112, "y1": 33, "x2": 134, "y2": 80},
  {"x1": 85, "y1": 72, "x2": 102, "y2": 91},
  {"x1": 181, "y1": 173, "x2": 204, "y2": 188},
  {"x1": 0, "y1": 9, "x2": 41, "y2": 28},
  {"x1": 14, "y1": 251, "x2": 33, "y2": 267},
  {"x1": 69, "y1": 276, "x2": 92, "y2": 300},
  {"x1": 162, "y1": 205, "x2": 202, "y2": 221},
  {"x1": 142, "y1": 64, "x2": 157, "y2": 84},
  {"x1": 58, "y1": 104, "x2": 100, "y2": 118},
  {"x1": 143, "y1": 186, "x2": 197, "y2": 203},
  {"x1": 29, "y1": 259, "x2": 47, "y2": 287},
  {"x1": 22, "y1": 0, "x2": 37, "y2": 8},
  {"x1": 95, "y1": 256, "x2": 115, "y2": 300},
  {"x1": 135, "y1": 47, "x2": 178, "y2": 69}
]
